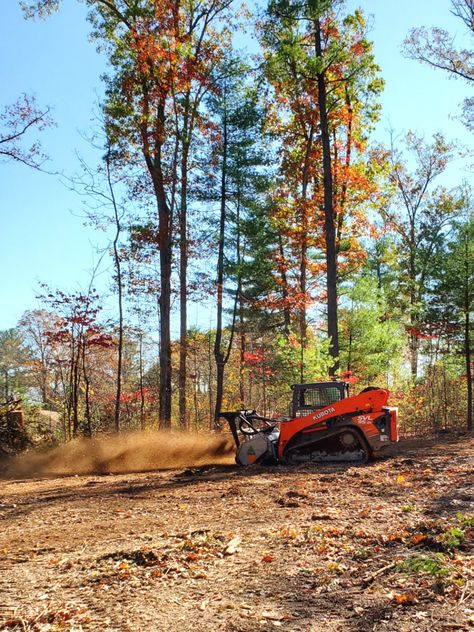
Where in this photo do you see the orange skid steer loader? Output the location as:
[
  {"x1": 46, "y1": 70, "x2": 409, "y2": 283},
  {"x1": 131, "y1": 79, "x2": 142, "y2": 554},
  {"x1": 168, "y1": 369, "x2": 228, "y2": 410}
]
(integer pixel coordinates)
[{"x1": 220, "y1": 381, "x2": 398, "y2": 465}]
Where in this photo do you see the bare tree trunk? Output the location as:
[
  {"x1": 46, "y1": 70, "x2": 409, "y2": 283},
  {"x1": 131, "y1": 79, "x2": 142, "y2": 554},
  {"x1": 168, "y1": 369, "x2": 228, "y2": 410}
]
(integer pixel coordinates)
[
  {"x1": 158, "y1": 246, "x2": 172, "y2": 428},
  {"x1": 208, "y1": 330, "x2": 214, "y2": 429},
  {"x1": 239, "y1": 297, "x2": 246, "y2": 405},
  {"x1": 105, "y1": 150, "x2": 123, "y2": 433},
  {"x1": 179, "y1": 139, "x2": 190, "y2": 429},
  {"x1": 138, "y1": 331, "x2": 145, "y2": 431},
  {"x1": 193, "y1": 343, "x2": 199, "y2": 427},
  {"x1": 236, "y1": 195, "x2": 245, "y2": 406},
  {"x1": 464, "y1": 235, "x2": 473, "y2": 431},
  {"x1": 155, "y1": 166, "x2": 173, "y2": 427},
  {"x1": 409, "y1": 219, "x2": 419, "y2": 379},
  {"x1": 177, "y1": 86, "x2": 204, "y2": 429},
  {"x1": 277, "y1": 235, "x2": 291, "y2": 337},
  {"x1": 142, "y1": 98, "x2": 173, "y2": 428},
  {"x1": 213, "y1": 106, "x2": 227, "y2": 426},
  {"x1": 72, "y1": 354, "x2": 80, "y2": 437},
  {"x1": 442, "y1": 358, "x2": 448, "y2": 429},
  {"x1": 299, "y1": 125, "x2": 313, "y2": 382},
  {"x1": 213, "y1": 106, "x2": 241, "y2": 426},
  {"x1": 299, "y1": 203, "x2": 307, "y2": 383},
  {"x1": 409, "y1": 328, "x2": 419, "y2": 380},
  {"x1": 465, "y1": 310, "x2": 472, "y2": 431},
  {"x1": 315, "y1": 18, "x2": 339, "y2": 374},
  {"x1": 248, "y1": 339, "x2": 253, "y2": 408},
  {"x1": 82, "y1": 344, "x2": 92, "y2": 437}
]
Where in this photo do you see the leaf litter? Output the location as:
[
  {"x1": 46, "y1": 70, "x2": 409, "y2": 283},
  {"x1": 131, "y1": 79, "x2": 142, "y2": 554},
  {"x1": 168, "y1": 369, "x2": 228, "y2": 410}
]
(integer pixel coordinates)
[{"x1": 0, "y1": 435, "x2": 472, "y2": 631}]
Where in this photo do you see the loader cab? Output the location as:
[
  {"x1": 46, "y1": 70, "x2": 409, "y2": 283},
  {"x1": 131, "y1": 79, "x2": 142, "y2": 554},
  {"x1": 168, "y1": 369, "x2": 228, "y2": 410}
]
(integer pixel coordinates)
[{"x1": 290, "y1": 381, "x2": 348, "y2": 418}]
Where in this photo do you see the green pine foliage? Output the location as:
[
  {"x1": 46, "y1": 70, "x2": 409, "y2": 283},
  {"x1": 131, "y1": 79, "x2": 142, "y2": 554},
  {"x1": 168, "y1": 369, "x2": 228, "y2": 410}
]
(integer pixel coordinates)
[{"x1": 339, "y1": 275, "x2": 405, "y2": 386}]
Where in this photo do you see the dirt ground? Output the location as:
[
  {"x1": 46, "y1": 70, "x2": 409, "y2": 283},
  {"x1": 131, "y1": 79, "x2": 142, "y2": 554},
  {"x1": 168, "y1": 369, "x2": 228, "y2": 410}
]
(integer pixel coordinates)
[{"x1": 0, "y1": 435, "x2": 473, "y2": 632}]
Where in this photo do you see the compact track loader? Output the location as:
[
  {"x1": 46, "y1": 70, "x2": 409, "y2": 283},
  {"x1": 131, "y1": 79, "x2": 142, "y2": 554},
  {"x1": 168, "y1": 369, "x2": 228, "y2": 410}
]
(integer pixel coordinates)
[{"x1": 220, "y1": 381, "x2": 398, "y2": 465}]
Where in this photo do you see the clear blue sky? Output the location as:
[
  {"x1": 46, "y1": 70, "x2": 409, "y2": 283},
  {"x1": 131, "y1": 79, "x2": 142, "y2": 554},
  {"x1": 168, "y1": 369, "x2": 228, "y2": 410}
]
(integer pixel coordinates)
[{"x1": 0, "y1": 0, "x2": 472, "y2": 332}]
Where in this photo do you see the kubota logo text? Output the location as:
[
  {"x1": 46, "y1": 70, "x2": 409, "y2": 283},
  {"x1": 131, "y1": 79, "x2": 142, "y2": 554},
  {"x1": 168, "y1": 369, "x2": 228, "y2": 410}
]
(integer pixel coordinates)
[{"x1": 313, "y1": 406, "x2": 336, "y2": 420}]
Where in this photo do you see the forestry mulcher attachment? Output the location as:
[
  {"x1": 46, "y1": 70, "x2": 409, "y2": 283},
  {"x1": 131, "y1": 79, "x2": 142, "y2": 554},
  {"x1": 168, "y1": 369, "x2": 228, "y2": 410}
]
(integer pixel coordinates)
[{"x1": 220, "y1": 382, "x2": 398, "y2": 465}]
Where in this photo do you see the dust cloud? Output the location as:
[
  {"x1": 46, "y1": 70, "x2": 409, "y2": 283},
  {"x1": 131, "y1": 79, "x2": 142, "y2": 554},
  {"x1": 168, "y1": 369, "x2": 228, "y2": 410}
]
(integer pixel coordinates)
[{"x1": 2, "y1": 431, "x2": 235, "y2": 479}]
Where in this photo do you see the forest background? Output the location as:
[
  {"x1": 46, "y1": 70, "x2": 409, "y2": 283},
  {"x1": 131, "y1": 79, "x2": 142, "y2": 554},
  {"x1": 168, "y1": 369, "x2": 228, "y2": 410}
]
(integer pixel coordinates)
[{"x1": 0, "y1": 0, "x2": 473, "y2": 442}]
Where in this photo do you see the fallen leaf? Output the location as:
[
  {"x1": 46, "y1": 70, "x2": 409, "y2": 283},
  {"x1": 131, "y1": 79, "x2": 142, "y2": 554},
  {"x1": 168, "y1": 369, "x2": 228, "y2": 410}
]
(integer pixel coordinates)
[
  {"x1": 224, "y1": 536, "x2": 241, "y2": 555},
  {"x1": 390, "y1": 592, "x2": 416, "y2": 605}
]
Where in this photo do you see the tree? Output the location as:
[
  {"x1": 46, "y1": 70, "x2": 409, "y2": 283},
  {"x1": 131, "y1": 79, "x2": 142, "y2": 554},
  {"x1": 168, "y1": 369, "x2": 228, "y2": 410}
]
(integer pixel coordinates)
[
  {"x1": 38, "y1": 286, "x2": 113, "y2": 437},
  {"x1": 202, "y1": 61, "x2": 270, "y2": 425},
  {"x1": 105, "y1": 147, "x2": 125, "y2": 432},
  {"x1": 404, "y1": 0, "x2": 474, "y2": 129},
  {"x1": 172, "y1": 4, "x2": 233, "y2": 429},
  {"x1": 19, "y1": 310, "x2": 56, "y2": 405},
  {"x1": 425, "y1": 197, "x2": 474, "y2": 431},
  {"x1": 384, "y1": 131, "x2": 459, "y2": 378},
  {"x1": 339, "y1": 275, "x2": 404, "y2": 386},
  {"x1": 69, "y1": 140, "x2": 128, "y2": 432},
  {"x1": 23, "y1": 0, "x2": 234, "y2": 429},
  {"x1": 0, "y1": 329, "x2": 30, "y2": 401},
  {"x1": 104, "y1": 0, "x2": 235, "y2": 427},
  {"x1": 0, "y1": 94, "x2": 53, "y2": 169},
  {"x1": 261, "y1": 0, "x2": 383, "y2": 375}
]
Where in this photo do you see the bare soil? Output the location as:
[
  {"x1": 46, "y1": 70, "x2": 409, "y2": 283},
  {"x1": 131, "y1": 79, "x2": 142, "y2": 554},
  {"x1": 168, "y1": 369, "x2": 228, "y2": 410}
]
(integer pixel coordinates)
[{"x1": 0, "y1": 435, "x2": 473, "y2": 632}]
